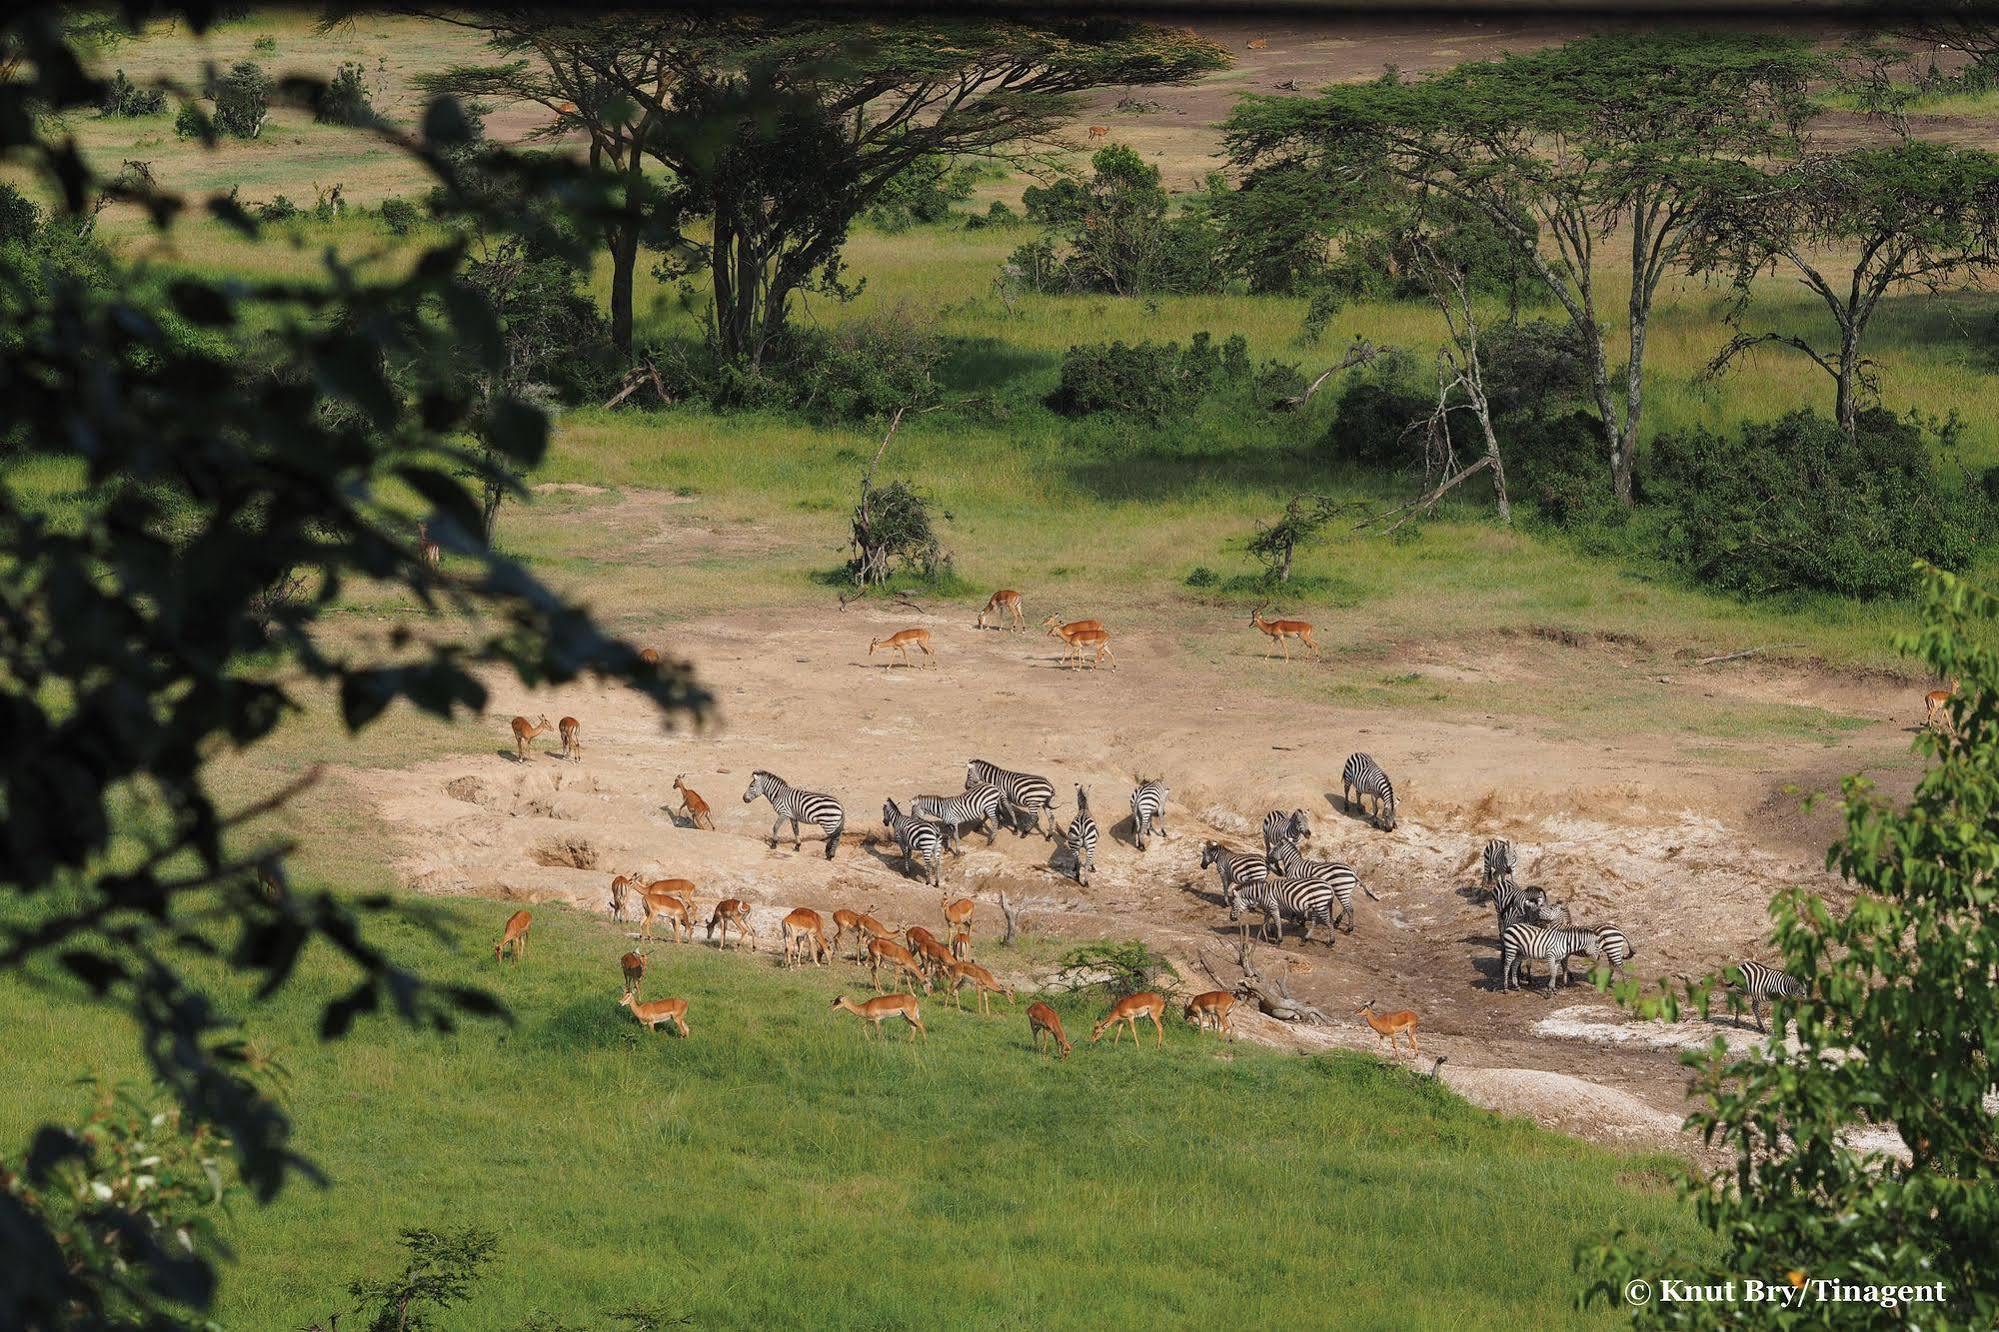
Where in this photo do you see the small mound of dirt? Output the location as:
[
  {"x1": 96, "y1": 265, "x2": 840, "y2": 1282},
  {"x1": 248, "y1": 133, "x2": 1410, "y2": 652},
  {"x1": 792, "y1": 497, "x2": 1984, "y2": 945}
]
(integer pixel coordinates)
[
  {"x1": 527, "y1": 838, "x2": 599, "y2": 869},
  {"x1": 444, "y1": 777, "x2": 488, "y2": 806}
]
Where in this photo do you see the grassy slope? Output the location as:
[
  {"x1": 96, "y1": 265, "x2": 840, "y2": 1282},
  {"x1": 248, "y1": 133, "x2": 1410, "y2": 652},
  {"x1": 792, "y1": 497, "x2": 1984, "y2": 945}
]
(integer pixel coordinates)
[{"x1": 0, "y1": 900, "x2": 1706, "y2": 1329}]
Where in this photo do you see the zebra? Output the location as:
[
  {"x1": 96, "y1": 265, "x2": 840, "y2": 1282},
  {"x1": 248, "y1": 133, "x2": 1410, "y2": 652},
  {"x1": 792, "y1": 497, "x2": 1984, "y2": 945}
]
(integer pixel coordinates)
[
  {"x1": 1232, "y1": 873, "x2": 1343, "y2": 946},
  {"x1": 1480, "y1": 839, "x2": 1517, "y2": 895},
  {"x1": 1129, "y1": 778, "x2": 1169, "y2": 851},
  {"x1": 1065, "y1": 786, "x2": 1099, "y2": 885},
  {"x1": 1492, "y1": 875, "x2": 1564, "y2": 935},
  {"x1": 1199, "y1": 842, "x2": 1267, "y2": 905},
  {"x1": 1592, "y1": 926, "x2": 1636, "y2": 980},
  {"x1": 965, "y1": 759, "x2": 1058, "y2": 840},
  {"x1": 1262, "y1": 809, "x2": 1310, "y2": 856},
  {"x1": 1500, "y1": 922, "x2": 1600, "y2": 995},
  {"x1": 911, "y1": 784, "x2": 1003, "y2": 854},
  {"x1": 743, "y1": 770, "x2": 844, "y2": 859},
  {"x1": 1342, "y1": 753, "x2": 1397, "y2": 830},
  {"x1": 1265, "y1": 838, "x2": 1373, "y2": 933},
  {"x1": 1731, "y1": 960, "x2": 1806, "y2": 1033},
  {"x1": 881, "y1": 799, "x2": 943, "y2": 886}
]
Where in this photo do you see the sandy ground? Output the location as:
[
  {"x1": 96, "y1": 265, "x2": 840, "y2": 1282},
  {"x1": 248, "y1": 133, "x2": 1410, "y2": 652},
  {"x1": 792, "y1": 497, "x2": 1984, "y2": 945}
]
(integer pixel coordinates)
[{"x1": 341, "y1": 596, "x2": 1923, "y2": 1159}]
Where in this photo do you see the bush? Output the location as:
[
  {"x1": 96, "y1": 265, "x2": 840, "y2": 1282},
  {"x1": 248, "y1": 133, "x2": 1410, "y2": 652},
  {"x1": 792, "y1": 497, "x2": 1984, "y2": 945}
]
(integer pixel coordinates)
[
  {"x1": 377, "y1": 196, "x2": 421, "y2": 236},
  {"x1": 211, "y1": 61, "x2": 269, "y2": 139},
  {"x1": 173, "y1": 101, "x2": 208, "y2": 140},
  {"x1": 1056, "y1": 940, "x2": 1178, "y2": 999},
  {"x1": 864, "y1": 150, "x2": 973, "y2": 231},
  {"x1": 1051, "y1": 332, "x2": 1248, "y2": 422},
  {"x1": 1479, "y1": 319, "x2": 1593, "y2": 419},
  {"x1": 849, "y1": 477, "x2": 949, "y2": 586},
  {"x1": 315, "y1": 61, "x2": 373, "y2": 126},
  {"x1": 254, "y1": 194, "x2": 298, "y2": 222},
  {"x1": 97, "y1": 69, "x2": 165, "y2": 118},
  {"x1": 1008, "y1": 148, "x2": 1228, "y2": 297},
  {"x1": 1322, "y1": 374, "x2": 1431, "y2": 467},
  {"x1": 962, "y1": 200, "x2": 1019, "y2": 231},
  {"x1": 1184, "y1": 565, "x2": 1219, "y2": 588},
  {"x1": 1649, "y1": 408, "x2": 1989, "y2": 600},
  {"x1": 1507, "y1": 410, "x2": 1617, "y2": 529},
  {"x1": 789, "y1": 313, "x2": 944, "y2": 423}
]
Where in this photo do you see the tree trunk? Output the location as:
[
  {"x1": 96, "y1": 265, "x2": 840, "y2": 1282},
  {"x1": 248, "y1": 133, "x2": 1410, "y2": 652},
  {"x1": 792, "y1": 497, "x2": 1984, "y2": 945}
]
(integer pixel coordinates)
[
  {"x1": 607, "y1": 223, "x2": 637, "y2": 358},
  {"x1": 1835, "y1": 351, "x2": 1859, "y2": 439}
]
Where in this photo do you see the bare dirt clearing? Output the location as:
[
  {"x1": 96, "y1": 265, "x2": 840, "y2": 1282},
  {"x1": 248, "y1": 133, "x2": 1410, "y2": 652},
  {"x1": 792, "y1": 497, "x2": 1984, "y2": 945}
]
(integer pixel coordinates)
[{"x1": 343, "y1": 603, "x2": 1918, "y2": 1155}]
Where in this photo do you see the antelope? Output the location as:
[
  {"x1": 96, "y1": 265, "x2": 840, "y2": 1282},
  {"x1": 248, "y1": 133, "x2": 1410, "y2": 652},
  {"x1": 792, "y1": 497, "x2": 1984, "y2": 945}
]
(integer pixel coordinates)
[
  {"x1": 620, "y1": 950, "x2": 647, "y2": 996},
  {"x1": 942, "y1": 959, "x2": 1014, "y2": 1015},
  {"x1": 904, "y1": 924, "x2": 952, "y2": 972},
  {"x1": 976, "y1": 589, "x2": 1024, "y2": 631},
  {"x1": 1247, "y1": 37, "x2": 1268, "y2": 49},
  {"x1": 866, "y1": 936, "x2": 932, "y2": 994},
  {"x1": 869, "y1": 627, "x2": 935, "y2": 667},
  {"x1": 1040, "y1": 613, "x2": 1104, "y2": 636},
  {"x1": 707, "y1": 898, "x2": 755, "y2": 950},
  {"x1": 494, "y1": 909, "x2": 531, "y2": 964},
  {"x1": 637, "y1": 879, "x2": 697, "y2": 944},
  {"x1": 620, "y1": 992, "x2": 689, "y2": 1037},
  {"x1": 1925, "y1": 679, "x2": 1959, "y2": 732},
  {"x1": 1044, "y1": 618, "x2": 1116, "y2": 671},
  {"x1": 510, "y1": 714, "x2": 553, "y2": 761},
  {"x1": 1250, "y1": 604, "x2": 1321, "y2": 660},
  {"x1": 942, "y1": 894, "x2": 975, "y2": 938},
  {"x1": 781, "y1": 908, "x2": 830, "y2": 967},
  {"x1": 1091, "y1": 992, "x2": 1166, "y2": 1048},
  {"x1": 609, "y1": 873, "x2": 634, "y2": 924},
  {"x1": 673, "y1": 775, "x2": 715, "y2": 830},
  {"x1": 558, "y1": 715, "x2": 582, "y2": 762},
  {"x1": 857, "y1": 911, "x2": 896, "y2": 951},
  {"x1": 1355, "y1": 999, "x2": 1420, "y2": 1056},
  {"x1": 831, "y1": 993, "x2": 926, "y2": 1042},
  {"x1": 416, "y1": 520, "x2": 440, "y2": 570},
  {"x1": 1183, "y1": 990, "x2": 1236, "y2": 1040},
  {"x1": 831, "y1": 907, "x2": 866, "y2": 961},
  {"x1": 1028, "y1": 1001, "x2": 1072, "y2": 1058},
  {"x1": 1086, "y1": 124, "x2": 1109, "y2": 140},
  {"x1": 950, "y1": 927, "x2": 972, "y2": 961},
  {"x1": 639, "y1": 646, "x2": 661, "y2": 665}
]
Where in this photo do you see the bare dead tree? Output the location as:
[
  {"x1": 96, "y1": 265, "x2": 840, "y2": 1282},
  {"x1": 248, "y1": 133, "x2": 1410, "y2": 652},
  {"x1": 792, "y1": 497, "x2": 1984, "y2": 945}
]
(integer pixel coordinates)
[
  {"x1": 1271, "y1": 336, "x2": 1382, "y2": 411},
  {"x1": 1405, "y1": 241, "x2": 1510, "y2": 524},
  {"x1": 996, "y1": 888, "x2": 1060, "y2": 945},
  {"x1": 1198, "y1": 925, "x2": 1329, "y2": 1024}
]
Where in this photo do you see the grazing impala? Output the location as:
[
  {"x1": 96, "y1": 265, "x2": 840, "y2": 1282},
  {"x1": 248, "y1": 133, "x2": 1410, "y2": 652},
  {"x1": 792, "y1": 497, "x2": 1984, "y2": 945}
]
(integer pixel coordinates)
[
  {"x1": 781, "y1": 908, "x2": 830, "y2": 967},
  {"x1": 1092, "y1": 991, "x2": 1166, "y2": 1047},
  {"x1": 857, "y1": 911, "x2": 896, "y2": 951},
  {"x1": 556, "y1": 715, "x2": 582, "y2": 762},
  {"x1": 869, "y1": 627, "x2": 935, "y2": 667},
  {"x1": 977, "y1": 590, "x2": 1025, "y2": 631},
  {"x1": 609, "y1": 873, "x2": 636, "y2": 924},
  {"x1": 867, "y1": 937, "x2": 932, "y2": 994},
  {"x1": 673, "y1": 775, "x2": 715, "y2": 830},
  {"x1": 950, "y1": 928, "x2": 972, "y2": 961},
  {"x1": 831, "y1": 993, "x2": 927, "y2": 1042},
  {"x1": 941, "y1": 894, "x2": 975, "y2": 938},
  {"x1": 1183, "y1": 990, "x2": 1236, "y2": 1040},
  {"x1": 416, "y1": 520, "x2": 441, "y2": 570},
  {"x1": 510, "y1": 714, "x2": 553, "y2": 761},
  {"x1": 943, "y1": 959, "x2": 1014, "y2": 1014},
  {"x1": 620, "y1": 950, "x2": 647, "y2": 996},
  {"x1": 905, "y1": 927, "x2": 955, "y2": 978},
  {"x1": 1926, "y1": 679, "x2": 1959, "y2": 732},
  {"x1": 1250, "y1": 604, "x2": 1321, "y2": 661},
  {"x1": 494, "y1": 909, "x2": 531, "y2": 964},
  {"x1": 619, "y1": 992, "x2": 689, "y2": 1037},
  {"x1": 635, "y1": 880, "x2": 696, "y2": 944},
  {"x1": 707, "y1": 898, "x2": 755, "y2": 950},
  {"x1": 1043, "y1": 617, "x2": 1115, "y2": 670},
  {"x1": 831, "y1": 908, "x2": 866, "y2": 961},
  {"x1": 1355, "y1": 999, "x2": 1420, "y2": 1056},
  {"x1": 1028, "y1": 1001, "x2": 1072, "y2": 1058}
]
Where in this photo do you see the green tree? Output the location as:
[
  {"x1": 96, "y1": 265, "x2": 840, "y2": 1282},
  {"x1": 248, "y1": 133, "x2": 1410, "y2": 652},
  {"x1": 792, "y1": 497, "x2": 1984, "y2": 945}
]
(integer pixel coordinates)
[
  {"x1": 1227, "y1": 31, "x2": 1820, "y2": 504},
  {"x1": 1583, "y1": 565, "x2": 1999, "y2": 1328}
]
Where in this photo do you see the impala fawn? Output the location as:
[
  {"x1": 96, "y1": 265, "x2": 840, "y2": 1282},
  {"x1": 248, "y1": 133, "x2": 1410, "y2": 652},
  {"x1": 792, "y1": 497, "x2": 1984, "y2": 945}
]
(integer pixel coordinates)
[
  {"x1": 1092, "y1": 992, "x2": 1166, "y2": 1047},
  {"x1": 977, "y1": 589, "x2": 1025, "y2": 631},
  {"x1": 637, "y1": 880, "x2": 696, "y2": 944},
  {"x1": 1355, "y1": 999, "x2": 1420, "y2": 1056},
  {"x1": 494, "y1": 909, "x2": 532, "y2": 964},
  {"x1": 1028, "y1": 1001, "x2": 1072, "y2": 1058},
  {"x1": 869, "y1": 627, "x2": 935, "y2": 667},
  {"x1": 1925, "y1": 679, "x2": 1959, "y2": 732},
  {"x1": 942, "y1": 959, "x2": 1014, "y2": 1015},
  {"x1": 831, "y1": 993, "x2": 927, "y2": 1042},
  {"x1": 673, "y1": 775, "x2": 715, "y2": 830},
  {"x1": 867, "y1": 937, "x2": 932, "y2": 994},
  {"x1": 1043, "y1": 617, "x2": 1116, "y2": 671},
  {"x1": 1183, "y1": 990, "x2": 1237, "y2": 1040},
  {"x1": 1250, "y1": 604, "x2": 1321, "y2": 661},
  {"x1": 510, "y1": 714, "x2": 553, "y2": 761},
  {"x1": 620, "y1": 992, "x2": 689, "y2": 1037},
  {"x1": 707, "y1": 898, "x2": 755, "y2": 950},
  {"x1": 781, "y1": 908, "x2": 830, "y2": 967},
  {"x1": 557, "y1": 716, "x2": 582, "y2": 762},
  {"x1": 620, "y1": 950, "x2": 647, "y2": 996},
  {"x1": 416, "y1": 520, "x2": 441, "y2": 570}
]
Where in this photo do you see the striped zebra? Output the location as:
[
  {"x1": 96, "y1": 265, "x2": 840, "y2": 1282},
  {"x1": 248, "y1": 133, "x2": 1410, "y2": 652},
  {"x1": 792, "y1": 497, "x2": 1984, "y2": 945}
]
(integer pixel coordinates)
[
  {"x1": 1266, "y1": 838, "x2": 1373, "y2": 933},
  {"x1": 1199, "y1": 842, "x2": 1267, "y2": 905},
  {"x1": 1262, "y1": 809, "x2": 1310, "y2": 856},
  {"x1": 881, "y1": 799, "x2": 943, "y2": 886},
  {"x1": 1500, "y1": 922, "x2": 1599, "y2": 995},
  {"x1": 1592, "y1": 926, "x2": 1636, "y2": 980},
  {"x1": 1232, "y1": 873, "x2": 1343, "y2": 946},
  {"x1": 965, "y1": 759, "x2": 1058, "y2": 840},
  {"x1": 911, "y1": 784, "x2": 1003, "y2": 853},
  {"x1": 1342, "y1": 753, "x2": 1397, "y2": 830},
  {"x1": 1731, "y1": 960, "x2": 1806, "y2": 1033},
  {"x1": 1065, "y1": 787, "x2": 1099, "y2": 885},
  {"x1": 743, "y1": 770, "x2": 844, "y2": 859},
  {"x1": 1492, "y1": 875, "x2": 1563, "y2": 935},
  {"x1": 1480, "y1": 839, "x2": 1517, "y2": 895},
  {"x1": 1129, "y1": 778, "x2": 1169, "y2": 851}
]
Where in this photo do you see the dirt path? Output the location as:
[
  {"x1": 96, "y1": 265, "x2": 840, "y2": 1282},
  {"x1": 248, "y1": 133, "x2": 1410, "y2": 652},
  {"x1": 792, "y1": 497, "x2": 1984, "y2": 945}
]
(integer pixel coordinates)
[{"x1": 342, "y1": 603, "x2": 1919, "y2": 1157}]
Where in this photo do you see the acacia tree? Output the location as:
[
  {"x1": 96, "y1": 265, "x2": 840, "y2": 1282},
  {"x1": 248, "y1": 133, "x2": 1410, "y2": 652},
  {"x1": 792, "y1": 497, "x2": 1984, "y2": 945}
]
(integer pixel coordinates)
[
  {"x1": 1227, "y1": 32, "x2": 1820, "y2": 504},
  {"x1": 1694, "y1": 140, "x2": 1999, "y2": 436}
]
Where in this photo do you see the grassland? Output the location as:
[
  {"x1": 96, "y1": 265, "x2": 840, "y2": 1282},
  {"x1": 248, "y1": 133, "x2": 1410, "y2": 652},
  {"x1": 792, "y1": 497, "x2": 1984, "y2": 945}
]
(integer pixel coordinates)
[{"x1": 0, "y1": 898, "x2": 1707, "y2": 1330}]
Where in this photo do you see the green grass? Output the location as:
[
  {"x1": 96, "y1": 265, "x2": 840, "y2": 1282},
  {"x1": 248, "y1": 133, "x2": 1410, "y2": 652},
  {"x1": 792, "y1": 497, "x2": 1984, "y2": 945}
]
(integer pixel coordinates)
[{"x1": 0, "y1": 899, "x2": 1708, "y2": 1329}]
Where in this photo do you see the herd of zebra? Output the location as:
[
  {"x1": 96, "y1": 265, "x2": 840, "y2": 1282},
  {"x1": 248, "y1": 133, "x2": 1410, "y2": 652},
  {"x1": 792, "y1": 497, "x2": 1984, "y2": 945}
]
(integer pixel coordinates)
[{"x1": 741, "y1": 755, "x2": 1806, "y2": 1030}]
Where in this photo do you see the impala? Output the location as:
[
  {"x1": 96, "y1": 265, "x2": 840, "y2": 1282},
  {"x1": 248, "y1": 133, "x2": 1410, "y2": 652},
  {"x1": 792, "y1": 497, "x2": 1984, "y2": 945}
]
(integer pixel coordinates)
[
  {"x1": 976, "y1": 589, "x2": 1025, "y2": 631},
  {"x1": 1092, "y1": 992, "x2": 1166, "y2": 1047},
  {"x1": 831, "y1": 908, "x2": 866, "y2": 961},
  {"x1": 869, "y1": 627, "x2": 935, "y2": 667},
  {"x1": 1250, "y1": 604, "x2": 1321, "y2": 661},
  {"x1": 1926, "y1": 679, "x2": 1959, "y2": 732},
  {"x1": 557, "y1": 715, "x2": 582, "y2": 762},
  {"x1": 1355, "y1": 999, "x2": 1420, "y2": 1056},
  {"x1": 620, "y1": 950, "x2": 647, "y2": 996},
  {"x1": 941, "y1": 894, "x2": 975, "y2": 938},
  {"x1": 942, "y1": 959, "x2": 1014, "y2": 1015},
  {"x1": 1183, "y1": 990, "x2": 1237, "y2": 1040},
  {"x1": 831, "y1": 993, "x2": 926, "y2": 1042},
  {"x1": 906, "y1": 929, "x2": 955, "y2": 978},
  {"x1": 707, "y1": 898, "x2": 755, "y2": 950},
  {"x1": 510, "y1": 714, "x2": 553, "y2": 761},
  {"x1": 494, "y1": 909, "x2": 531, "y2": 964},
  {"x1": 638, "y1": 646, "x2": 662, "y2": 665},
  {"x1": 781, "y1": 908, "x2": 829, "y2": 967},
  {"x1": 673, "y1": 775, "x2": 715, "y2": 830},
  {"x1": 620, "y1": 992, "x2": 689, "y2": 1037},
  {"x1": 950, "y1": 927, "x2": 972, "y2": 961},
  {"x1": 866, "y1": 937, "x2": 931, "y2": 994},
  {"x1": 637, "y1": 880, "x2": 697, "y2": 944},
  {"x1": 1086, "y1": 124, "x2": 1109, "y2": 140},
  {"x1": 1044, "y1": 618, "x2": 1116, "y2": 671},
  {"x1": 609, "y1": 873, "x2": 635, "y2": 924},
  {"x1": 1028, "y1": 1001, "x2": 1072, "y2": 1058},
  {"x1": 416, "y1": 520, "x2": 440, "y2": 570}
]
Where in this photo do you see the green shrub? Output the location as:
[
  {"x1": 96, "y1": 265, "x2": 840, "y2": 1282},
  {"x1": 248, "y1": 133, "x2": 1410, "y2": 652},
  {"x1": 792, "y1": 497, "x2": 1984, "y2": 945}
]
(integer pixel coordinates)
[
  {"x1": 1649, "y1": 408, "x2": 1989, "y2": 600},
  {"x1": 863, "y1": 149, "x2": 972, "y2": 231},
  {"x1": 1322, "y1": 375, "x2": 1430, "y2": 467},
  {"x1": 253, "y1": 194, "x2": 298, "y2": 222},
  {"x1": 97, "y1": 70, "x2": 165, "y2": 118},
  {"x1": 1184, "y1": 565, "x2": 1219, "y2": 588},
  {"x1": 788, "y1": 313, "x2": 944, "y2": 423},
  {"x1": 377, "y1": 196, "x2": 421, "y2": 236},
  {"x1": 251, "y1": 34, "x2": 276, "y2": 53},
  {"x1": 1051, "y1": 331, "x2": 1249, "y2": 422},
  {"x1": 172, "y1": 101, "x2": 209, "y2": 140},
  {"x1": 314, "y1": 61, "x2": 373, "y2": 126},
  {"x1": 963, "y1": 200, "x2": 1020, "y2": 231},
  {"x1": 210, "y1": 61, "x2": 269, "y2": 139}
]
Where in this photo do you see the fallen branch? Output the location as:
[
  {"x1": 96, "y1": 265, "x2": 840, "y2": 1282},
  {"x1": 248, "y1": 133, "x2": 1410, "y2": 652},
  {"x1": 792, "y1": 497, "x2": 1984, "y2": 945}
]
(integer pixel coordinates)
[
  {"x1": 1371, "y1": 454, "x2": 1496, "y2": 534},
  {"x1": 601, "y1": 360, "x2": 673, "y2": 411},
  {"x1": 1273, "y1": 338, "x2": 1380, "y2": 411},
  {"x1": 1695, "y1": 643, "x2": 1803, "y2": 667}
]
